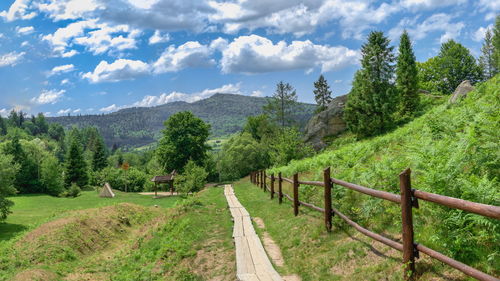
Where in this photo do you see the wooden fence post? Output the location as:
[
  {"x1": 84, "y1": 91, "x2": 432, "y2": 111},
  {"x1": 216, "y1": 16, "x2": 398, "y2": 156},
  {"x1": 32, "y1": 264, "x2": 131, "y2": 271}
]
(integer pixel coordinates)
[
  {"x1": 278, "y1": 172, "x2": 283, "y2": 204},
  {"x1": 324, "y1": 167, "x2": 333, "y2": 232},
  {"x1": 263, "y1": 170, "x2": 267, "y2": 192},
  {"x1": 270, "y1": 174, "x2": 275, "y2": 199},
  {"x1": 293, "y1": 173, "x2": 299, "y2": 216},
  {"x1": 260, "y1": 170, "x2": 264, "y2": 189},
  {"x1": 400, "y1": 168, "x2": 416, "y2": 280}
]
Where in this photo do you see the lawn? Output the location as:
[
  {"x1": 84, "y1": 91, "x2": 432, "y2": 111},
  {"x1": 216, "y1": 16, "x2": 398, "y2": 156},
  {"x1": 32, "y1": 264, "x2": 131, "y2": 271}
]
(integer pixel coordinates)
[{"x1": 0, "y1": 190, "x2": 180, "y2": 244}]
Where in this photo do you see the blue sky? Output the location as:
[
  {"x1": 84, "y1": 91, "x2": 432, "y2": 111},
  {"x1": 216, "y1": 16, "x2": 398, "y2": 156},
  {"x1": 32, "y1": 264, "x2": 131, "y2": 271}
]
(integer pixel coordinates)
[{"x1": 0, "y1": 0, "x2": 497, "y2": 117}]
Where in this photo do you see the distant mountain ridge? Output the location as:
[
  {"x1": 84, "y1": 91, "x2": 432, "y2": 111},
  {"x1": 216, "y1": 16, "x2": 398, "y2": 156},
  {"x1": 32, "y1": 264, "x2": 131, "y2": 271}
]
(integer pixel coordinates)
[{"x1": 48, "y1": 93, "x2": 316, "y2": 149}]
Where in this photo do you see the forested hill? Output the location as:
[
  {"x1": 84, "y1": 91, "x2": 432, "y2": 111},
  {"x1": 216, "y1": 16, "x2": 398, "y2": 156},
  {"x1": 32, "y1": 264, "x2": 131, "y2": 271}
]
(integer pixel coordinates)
[{"x1": 48, "y1": 93, "x2": 316, "y2": 149}]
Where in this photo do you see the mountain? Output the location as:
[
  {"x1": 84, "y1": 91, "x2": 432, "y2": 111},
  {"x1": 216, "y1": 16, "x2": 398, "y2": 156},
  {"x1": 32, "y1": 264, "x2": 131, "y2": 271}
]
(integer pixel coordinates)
[{"x1": 48, "y1": 93, "x2": 316, "y2": 149}]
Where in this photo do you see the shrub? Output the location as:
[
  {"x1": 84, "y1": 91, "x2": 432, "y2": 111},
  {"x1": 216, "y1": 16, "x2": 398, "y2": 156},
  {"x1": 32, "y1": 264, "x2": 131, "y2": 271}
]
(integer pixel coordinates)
[
  {"x1": 175, "y1": 160, "x2": 208, "y2": 195},
  {"x1": 62, "y1": 183, "x2": 81, "y2": 198}
]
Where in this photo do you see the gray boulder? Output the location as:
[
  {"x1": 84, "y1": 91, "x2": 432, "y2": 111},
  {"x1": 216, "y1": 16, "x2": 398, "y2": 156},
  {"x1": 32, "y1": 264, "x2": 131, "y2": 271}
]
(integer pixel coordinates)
[
  {"x1": 449, "y1": 80, "x2": 474, "y2": 103},
  {"x1": 304, "y1": 95, "x2": 347, "y2": 150}
]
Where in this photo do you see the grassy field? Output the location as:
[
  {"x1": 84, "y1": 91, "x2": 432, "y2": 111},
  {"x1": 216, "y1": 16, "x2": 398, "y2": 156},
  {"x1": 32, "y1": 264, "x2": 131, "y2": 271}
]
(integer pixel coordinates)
[
  {"x1": 233, "y1": 178, "x2": 472, "y2": 281},
  {"x1": 0, "y1": 190, "x2": 179, "y2": 244}
]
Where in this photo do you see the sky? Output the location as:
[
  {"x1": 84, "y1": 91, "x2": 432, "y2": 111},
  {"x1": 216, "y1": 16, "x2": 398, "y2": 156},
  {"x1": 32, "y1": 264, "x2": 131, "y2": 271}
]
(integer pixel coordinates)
[{"x1": 0, "y1": 0, "x2": 497, "y2": 117}]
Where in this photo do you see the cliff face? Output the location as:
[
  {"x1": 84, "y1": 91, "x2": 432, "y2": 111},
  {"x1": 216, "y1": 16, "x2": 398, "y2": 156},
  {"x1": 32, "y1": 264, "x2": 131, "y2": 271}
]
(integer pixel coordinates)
[{"x1": 303, "y1": 95, "x2": 348, "y2": 150}]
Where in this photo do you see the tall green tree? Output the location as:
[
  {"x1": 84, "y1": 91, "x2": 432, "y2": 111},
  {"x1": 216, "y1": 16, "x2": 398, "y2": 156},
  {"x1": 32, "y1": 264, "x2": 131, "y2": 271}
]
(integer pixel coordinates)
[
  {"x1": 4, "y1": 135, "x2": 39, "y2": 193},
  {"x1": 156, "y1": 111, "x2": 210, "y2": 173},
  {"x1": 0, "y1": 116, "x2": 7, "y2": 135},
  {"x1": 243, "y1": 114, "x2": 276, "y2": 142},
  {"x1": 8, "y1": 110, "x2": 20, "y2": 127},
  {"x1": 479, "y1": 29, "x2": 498, "y2": 80},
  {"x1": 0, "y1": 154, "x2": 19, "y2": 220},
  {"x1": 396, "y1": 30, "x2": 419, "y2": 117},
  {"x1": 344, "y1": 31, "x2": 397, "y2": 137},
  {"x1": 264, "y1": 81, "x2": 298, "y2": 128},
  {"x1": 92, "y1": 137, "x2": 108, "y2": 171},
  {"x1": 34, "y1": 113, "x2": 49, "y2": 135},
  {"x1": 64, "y1": 137, "x2": 88, "y2": 188},
  {"x1": 41, "y1": 155, "x2": 64, "y2": 196},
  {"x1": 313, "y1": 75, "x2": 332, "y2": 112},
  {"x1": 492, "y1": 15, "x2": 500, "y2": 72}
]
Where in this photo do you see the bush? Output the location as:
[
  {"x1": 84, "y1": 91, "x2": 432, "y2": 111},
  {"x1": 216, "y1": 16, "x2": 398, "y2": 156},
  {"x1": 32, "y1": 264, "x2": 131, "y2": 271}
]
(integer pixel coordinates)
[
  {"x1": 61, "y1": 183, "x2": 81, "y2": 198},
  {"x1": 40, "y1": 156, "x2": 64, "y2": 196},
  {"x1": 95, "y1": 167, "x2": 149, "y2": 192},
  {"x1": 175, "y1": 160, "x2": 208, "y2": 195}
]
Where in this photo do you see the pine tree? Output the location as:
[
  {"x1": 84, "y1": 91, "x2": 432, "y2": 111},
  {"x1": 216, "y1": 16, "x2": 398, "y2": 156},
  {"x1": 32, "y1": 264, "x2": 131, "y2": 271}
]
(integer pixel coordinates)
[
  {"x1": 492, "y1": 15, "x2": 500, "y2": 72},
  {"x1": 313, "y1": 75, "x2": 332, "y2": 112},
  {"x1": 92, "y1": 137, "x2": 108, "y2": 171},
  {"x1": 263, "y1": 81, "x2": 298, "y2": 128},
  {"x1": 65, "y1": 138, "x2": 88, "y2": 188},
  {"x1": 8, "y1": 110, "x2": 19, "y2": 127},
  {"x1": 479, "y1": 29, "x2": 497, "y2": 80},
  {"x1": 344, "y1": 31, "x2": 397, "y2": 137},
  {"x1": 0, "y1": 116, "x2": 7, "y2": 135},
  {"x1": 396, "y1": 30, "x2": 419, "y2": 117}
]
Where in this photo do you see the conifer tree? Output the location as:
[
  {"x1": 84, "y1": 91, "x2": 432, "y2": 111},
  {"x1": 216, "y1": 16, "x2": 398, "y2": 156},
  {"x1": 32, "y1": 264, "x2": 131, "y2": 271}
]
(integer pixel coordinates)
[
  {"x1": 479, "y1": 29, "x2": 497, "y2": 80},
  {"x1": 396, "y1": 30, "x2": 419, "y2": 117},
  {"x1": 313, "y1": 75, "x2": 332, "y2": 112},
  {"x1": 92, "y1": 137, "x2": 108, "y2": 171},
  {"x1": 492, "y1": 15, "x2": 500, "y2": 72},
  {"x1": 264, "y1": 81, "x2": 298, "y2": 128},
  {"x1": 0, "y1": 116, "x2": 7, "y2": 135},
  {"x1": 65, "y1": 138, "x2": 88, "y2": 188},
  {"x1": 344, "y1": 31, "x2": 397, "y2": 137}
]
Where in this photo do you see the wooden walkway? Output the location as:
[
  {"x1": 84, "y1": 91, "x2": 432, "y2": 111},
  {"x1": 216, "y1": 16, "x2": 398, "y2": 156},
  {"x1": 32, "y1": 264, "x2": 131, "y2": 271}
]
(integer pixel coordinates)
[{"x1": 224, "y1": 185, "x2": 283, "y2": 281}]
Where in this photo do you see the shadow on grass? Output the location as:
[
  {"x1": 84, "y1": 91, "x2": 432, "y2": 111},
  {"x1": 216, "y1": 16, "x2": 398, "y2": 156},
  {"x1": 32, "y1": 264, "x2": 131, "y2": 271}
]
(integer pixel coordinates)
[{"x1": 0, "y1": 222, "x2": 28, "y2": 242}]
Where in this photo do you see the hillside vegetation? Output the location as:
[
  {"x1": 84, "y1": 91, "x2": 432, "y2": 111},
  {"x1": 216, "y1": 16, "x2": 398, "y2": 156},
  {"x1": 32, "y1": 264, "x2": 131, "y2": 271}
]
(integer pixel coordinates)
[
  {"x1": 268, "y1": 75, "x2": 500, "y2": 275},
  {"x1": 48, "y1": 94, "x2": 315, "y2": 149}
]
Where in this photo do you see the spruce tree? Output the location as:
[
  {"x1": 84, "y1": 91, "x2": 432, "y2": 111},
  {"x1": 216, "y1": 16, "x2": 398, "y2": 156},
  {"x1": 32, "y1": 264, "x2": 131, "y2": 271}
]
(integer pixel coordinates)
[
  {"x1": 65, "y1": 138, "x2": 88, "y2": 188},
  {"x1": 396, "y1": 30, "x2": 419, "y2": 117},
  {"x1": 492, "y1": 15, "x2": 500, "y2": 72},
  {"x1": 313, "y1": 75, "x2": 332, "y2": 112},
  {"x1": 263, "y1": 81, "x2": 298, "y2": 128},
  {"x1": 344, "y1": 31, "x2": 397, "y2": 137},
  {"x1": 479, "y1": 29, "x2": 497, "y2": 80},
  {"x1": 0, "y1": 116, "x2": 7, "y2": 135},
  {"x1": 92, "y1": 137, "x2": 108, "y2": 171}
]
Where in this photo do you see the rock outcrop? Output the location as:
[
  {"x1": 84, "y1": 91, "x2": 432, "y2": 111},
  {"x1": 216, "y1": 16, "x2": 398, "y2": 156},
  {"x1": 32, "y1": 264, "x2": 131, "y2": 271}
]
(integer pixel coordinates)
[
  {"x1": 304, "y1": 95, "x2": 347, "y2": 150},
  {"x1": 449, "y1": 80, "x2": 474, "y2": 103}
]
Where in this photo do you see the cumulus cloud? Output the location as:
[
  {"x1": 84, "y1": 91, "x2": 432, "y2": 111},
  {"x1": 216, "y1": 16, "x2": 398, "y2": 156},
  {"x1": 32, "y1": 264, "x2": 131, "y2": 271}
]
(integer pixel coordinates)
[
  {"x1": 35, "y1": 0, "x2": 101, "y2": 21},
  {"x1": 473, "y1": 25, "x2": 493, "y2": 42},
  {"x1": 31, "y1": 89, "x2": 66, "y2": 104},
  {"x1": 99, "y1": 104, "x2": 121, "y2": 112},
  {"x1": 217, "y1": 35, "x2": 358, "y2": 74},
  {"x1": 477, "y1": 0, "x2": 500, "y2": 20},
  {"x1": 0, "y1": 51, "x2": 25, "y2": 67},
  {"x1": 16, "y1": 26, "x2": 34, "y2": 35},
  {"x1": 49, "y1": 64, "x2": 75, "y2": 76},
  {"x1": 153, "y1": 41, "x2": 215, "y2": 73},
  {"x1": 57, "y1": 108, "x2": 72, "y2": 115},
  {"x1": 0, "y1": 0, "x2": 37, "y2": 22},
  {"x1": 82, "y1": 59, "x2": 150, "y2": 83},
  {"x1": 132, "y1": 83, "x2": 242, "y2": 107},
  {"x1": 250, "y1": 90, "x2": 264, "y2": 97},
  {"x1": 399, "y1": 0, "x2": 466, "y2": 10},
  {"x1": 149, "y1": 30, "x2": 170, "y2": 44}
]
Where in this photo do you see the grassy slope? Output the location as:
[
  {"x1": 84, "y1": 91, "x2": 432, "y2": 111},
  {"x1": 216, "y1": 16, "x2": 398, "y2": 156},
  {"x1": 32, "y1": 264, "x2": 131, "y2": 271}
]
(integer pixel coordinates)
[
  {"x1": 0, "y1": 187, "x2": 235, "y2": 281},
  {"x1": 0, "y1": 190, "x2": 180, "y2": 244},
  {"x1": 264, "y1": 76, "x2": 499, "y2": 277},
  {"x1": 233, "y1": 178, "x2": 468, "y2": 281}
]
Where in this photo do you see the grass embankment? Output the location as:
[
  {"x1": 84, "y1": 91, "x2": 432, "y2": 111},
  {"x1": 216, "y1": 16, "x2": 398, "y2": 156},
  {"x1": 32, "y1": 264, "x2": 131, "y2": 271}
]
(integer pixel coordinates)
[
  {"x1": 234, "y1": 179, "x2": 469, "y2": 281},
  {"x1": 266, "y1": 75, "x2": 499, "y2": 276},
  {"x1": 0, "y1": 187, "x2": 235, "y2": 280}
]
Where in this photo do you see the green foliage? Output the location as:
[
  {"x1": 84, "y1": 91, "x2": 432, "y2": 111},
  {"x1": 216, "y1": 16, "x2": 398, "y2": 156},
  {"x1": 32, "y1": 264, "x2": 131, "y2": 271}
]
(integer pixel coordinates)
[
  {"x1": 40, "y1": 155, "x2": 64, "y2": 196},
  {"x1": 344, "y1": 31, "x2": 397, "y2": 138},
  {"x1": 3, "y1": 134, "x2": 40, "y2": 193},
  {"x1": 156, "y1": 111, "x2": 210, "y2": 173},
  {"x1": 0, "y1": 117, "x2": 7, "y2": 136},
  {"x1": 313, "y1": 75, "x2": 332, "y2": 113},
  {"x1": 493, "y1": 15, "x2": 500, "y2": 71},
  {"x1": 0, "y1": 154, "x2": 19, "y2": 221},
  {"x1": 267, "y1": 128, "x2": 314, "y2": 167},
  {"x1": 217, "y1": 133, "x2": 269, "y2": 181},
  {"x1": 95, "y1": 167, "x2": 149, "y2": 192},
  {"x1": 480, "y1": 28, "x2": 499, "y2": 79},
  {"x1": 264, "y1": 81, "x2": 300, "y2": 127},
  {"x1": 419, "y1": 40, "x2": 483, "y2": 94},
  {"x1": 61, "y1": 183, "x2": 81, "y2": 197},
  {"x1": 243, "y1": 114, "x2": 277, "y2": 141},
  {"x1": 92, "y1": 137, "x2": 108, "y2": 171},
  {"x1": 64, "y1": 137, "x2": 89, "y2": 189},
  {"x1": 396, "y1": 30, "x2": 419, "y2": 117},
  {"x1": 175, "y1": 160, "x2": 208, "y2": 194}
]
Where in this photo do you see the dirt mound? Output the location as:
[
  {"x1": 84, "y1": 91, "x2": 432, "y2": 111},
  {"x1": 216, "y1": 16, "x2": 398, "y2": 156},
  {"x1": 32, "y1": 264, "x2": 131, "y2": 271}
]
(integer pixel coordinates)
[{"x1": 16, "y1": 203, "x2": 160, "y2": 264}]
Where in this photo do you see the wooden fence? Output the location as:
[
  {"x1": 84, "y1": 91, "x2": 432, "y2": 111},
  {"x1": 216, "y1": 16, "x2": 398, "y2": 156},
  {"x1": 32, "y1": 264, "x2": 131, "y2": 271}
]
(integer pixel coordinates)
[{"x1": 249, "y1": 168, "x2": 500, "y2": 281}]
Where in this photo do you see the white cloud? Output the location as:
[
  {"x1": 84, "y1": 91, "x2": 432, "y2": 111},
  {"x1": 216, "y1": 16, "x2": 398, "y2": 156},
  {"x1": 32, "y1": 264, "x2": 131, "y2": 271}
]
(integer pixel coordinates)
[
  {"x1": 472, "y1": 24, "x2": 494, "y2": 42},
  {"x1": 389, "y1": 13, "x2": 465, "y2": 44},
  {"x1": 42, "y1": 20, "x2": 96, "y2": 56},
  {"x1": 49, "y1": 64, "x2": 75, "y2": 76},
  {"x1": 218, "y1": 35, "x2": 358, "y2": 74},
  {"x1": 0, "y1": 108, "x2": 9, "y2": 117},
  {"x1": 0, "y1": 51, "x2": 25, "y2": 67},
  {"x1": 16, "y1": 26, "x2": 34, "y2": 35},
  {"x1": 99, "y1": 104, "x2": 121, "y2": 112},
  {"x1": 250, "y1": 90, "x2": 264, "y2": 97},
  {"x1": 399, "y1": 0, "x2": 467, "y2": 10},
  {"x1": 132, "y1": 83, "x2": 243, "y2": 107},
  {"x1": 61, "y1": 78, "x2": 70, "y2": 85},
  {"x1": 20, "y1": 41, "x2": 29, "y2": 47},
  {"x1": 477, "y1": 0, "x2": 500, "y2": 20},
  {"x1": 149, "y1": 30, "x2": 170, "y2": 44},
  {"x1": 57, "y1": 108, "x2": 72, "y2": 115},
  {"x1": 82, "y1": 59, "x2": 150, "y2": 83},
  {"x1": 73, "y1": 108, "x2": 81, "y2": 113},
  {"x1": 0, "y1": 0, "x2": 37, "y2": 22},
  {"x1": 31, "y1": 89, "x2": 66, "y2": 104},
  {"x1": 153, "y1": 41, "x2": 215, "y2": 73},
  {"x1": 36, "y1": 0, "x2": 101, "y2": 21}
]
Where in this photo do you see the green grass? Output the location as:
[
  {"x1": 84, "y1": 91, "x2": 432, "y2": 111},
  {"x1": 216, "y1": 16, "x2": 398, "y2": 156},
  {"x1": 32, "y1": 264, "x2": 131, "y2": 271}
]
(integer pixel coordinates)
[
  {"x1": 233, "y1": 178, "x2": 469, "y2": 281},
  {"x1": 0, "y1": 190, "x2": 180, "y2": 244}
]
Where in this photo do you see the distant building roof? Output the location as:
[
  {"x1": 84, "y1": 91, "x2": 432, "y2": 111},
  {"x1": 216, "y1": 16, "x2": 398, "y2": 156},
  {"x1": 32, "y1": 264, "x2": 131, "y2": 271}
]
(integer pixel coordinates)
[{"x1": 151, "y1": 170, "x2": 176, "y2": 183}]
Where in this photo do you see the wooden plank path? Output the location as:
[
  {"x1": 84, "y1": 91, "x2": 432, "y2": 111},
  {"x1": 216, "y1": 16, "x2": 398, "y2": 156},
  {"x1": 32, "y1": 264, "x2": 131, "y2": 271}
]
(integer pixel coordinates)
[{"x1": 224, "y1": 185, "x2": 283, "y2": 281}]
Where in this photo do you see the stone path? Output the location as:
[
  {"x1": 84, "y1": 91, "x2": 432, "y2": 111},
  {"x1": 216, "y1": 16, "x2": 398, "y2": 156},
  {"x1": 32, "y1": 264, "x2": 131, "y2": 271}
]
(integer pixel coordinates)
[{"x1": 224, "y1": 185, "x2": 283, "y2": 281}]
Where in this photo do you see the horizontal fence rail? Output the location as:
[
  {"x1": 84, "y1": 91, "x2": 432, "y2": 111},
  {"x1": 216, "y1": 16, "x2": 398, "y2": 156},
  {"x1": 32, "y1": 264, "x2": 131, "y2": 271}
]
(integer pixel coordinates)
[{"x1": 248, "y1": 168, "x2": 500, "y2": 281}]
